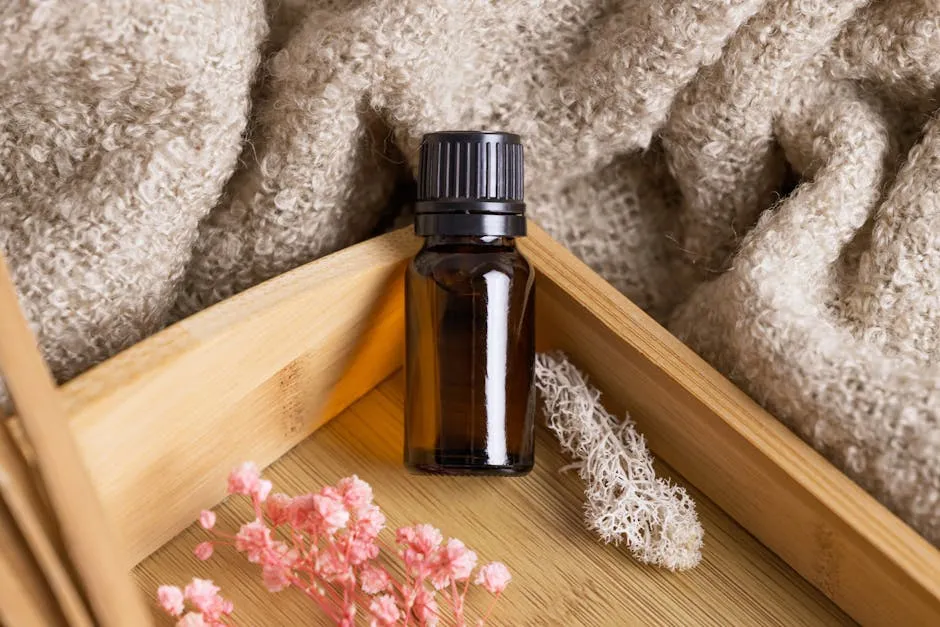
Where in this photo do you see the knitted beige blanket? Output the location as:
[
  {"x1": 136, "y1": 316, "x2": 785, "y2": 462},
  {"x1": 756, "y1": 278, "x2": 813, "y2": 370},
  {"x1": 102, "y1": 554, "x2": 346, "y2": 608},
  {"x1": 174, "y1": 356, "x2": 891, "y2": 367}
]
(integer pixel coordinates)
[{"x1": 1, "y1": 0, "x2": 937, "y2": 544}]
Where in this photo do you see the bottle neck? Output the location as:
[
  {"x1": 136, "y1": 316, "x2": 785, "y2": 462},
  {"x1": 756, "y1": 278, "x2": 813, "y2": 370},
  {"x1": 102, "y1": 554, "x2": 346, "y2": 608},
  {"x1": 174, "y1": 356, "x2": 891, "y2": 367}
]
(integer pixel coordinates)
[
  {"x1": 414, "y1": 212, "x2": 526, "y2": 238},
  {"x1": 423, "y1": 234, "x2": 516, "y2": 249}
]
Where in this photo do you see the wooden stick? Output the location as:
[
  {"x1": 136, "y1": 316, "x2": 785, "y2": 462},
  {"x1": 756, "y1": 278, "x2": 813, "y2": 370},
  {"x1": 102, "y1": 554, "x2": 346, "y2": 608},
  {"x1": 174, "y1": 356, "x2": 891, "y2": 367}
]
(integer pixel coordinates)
[
  {"x1": 0, "y1": 254, "x2": 152, "y2": 626},
  {"x1": 0, "y1": 499, "x2": 69, "y2": 627},
  {"x1": 3, "y1": 418, "x2": 58, "y2": 544},
  {"x1": 0, "y1": 427, "x2": 94, "y2": 626}
]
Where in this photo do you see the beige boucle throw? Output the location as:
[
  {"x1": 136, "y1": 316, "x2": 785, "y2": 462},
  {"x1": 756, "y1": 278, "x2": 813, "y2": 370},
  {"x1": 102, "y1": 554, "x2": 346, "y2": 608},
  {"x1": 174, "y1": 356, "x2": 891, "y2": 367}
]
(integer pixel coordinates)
[{"x1": 1, "y1": 0, "x2": 937, "y2": 543}]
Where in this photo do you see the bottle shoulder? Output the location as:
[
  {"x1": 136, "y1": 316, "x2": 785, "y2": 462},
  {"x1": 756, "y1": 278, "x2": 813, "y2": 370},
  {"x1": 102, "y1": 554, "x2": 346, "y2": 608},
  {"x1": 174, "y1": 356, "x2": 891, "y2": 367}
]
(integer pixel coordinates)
[{"x1": 409, "y1": 246, "x2": 531, "y2": 282}]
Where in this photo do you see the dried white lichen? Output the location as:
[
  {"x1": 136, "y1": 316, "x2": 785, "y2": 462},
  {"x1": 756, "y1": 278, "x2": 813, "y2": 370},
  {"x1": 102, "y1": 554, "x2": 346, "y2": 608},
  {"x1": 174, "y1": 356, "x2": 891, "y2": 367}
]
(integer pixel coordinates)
[{"x1": 535, "y1": 351, "x2": 703, "y2": 570}]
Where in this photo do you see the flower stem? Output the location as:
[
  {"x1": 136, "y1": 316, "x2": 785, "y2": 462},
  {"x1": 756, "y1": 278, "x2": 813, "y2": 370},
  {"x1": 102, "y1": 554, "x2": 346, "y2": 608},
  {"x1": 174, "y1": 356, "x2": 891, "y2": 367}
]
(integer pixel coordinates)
[
  {"x1": 479, "y1": 591, "x2": 503, "y2": 625},
  {"x1": 290, "y1": 575, "x2": 340, "y2": 623},
  {"x1": 451, "y1": 580, "x2": 465, "y2": 627}
]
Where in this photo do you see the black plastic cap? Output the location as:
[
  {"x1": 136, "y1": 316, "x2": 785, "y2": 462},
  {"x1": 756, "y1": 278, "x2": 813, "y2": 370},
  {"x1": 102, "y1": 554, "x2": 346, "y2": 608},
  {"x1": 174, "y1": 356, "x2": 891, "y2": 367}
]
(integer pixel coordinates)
[
  {"x1": 415, "y1": 131, "x2": 526, "y2": 237},
  {"x1": 417, "y1": 131, "x2": 524, "y2": 204}
]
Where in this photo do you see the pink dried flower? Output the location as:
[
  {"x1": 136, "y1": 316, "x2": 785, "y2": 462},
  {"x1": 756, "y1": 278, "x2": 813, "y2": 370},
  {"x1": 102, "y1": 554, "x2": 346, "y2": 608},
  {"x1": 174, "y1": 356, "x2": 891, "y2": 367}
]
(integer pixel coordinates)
[
  {"x1": 320, "y1": 485, "x2": 342, "y2": 500},
  {"x1": 199, "y1": 510, "x2": 217, "y2": 530},
  {"x1": 413, "y1": 586, "x2": 440, "y2": 627},
  {"x1": 337, "y1": 475, "x2": 373, "y2": 510},
  {"x1": 360, "y1": 565, "x2": 391, "y2": 594},
  {"x1": 266, "y1": 493, "x2": 291, "y2": 526},
  {"x1": 157, "y1": 585, "x2": 185, "y2": 616},
  {"x1": 413, "y1": 524, "x2": 443, "y2": 552},
  {"x1": 432, "y1": 538, "x2": 477, "y2": 589},
  {"x1": 286, "y1": 494, "x2": 315, "y2": 529},
  {"x1": 396, "y1": 525, "x2": 416, "y2": 544},
  {"x1": 256, "y1": 479, "x2": 273, "y2": 502},
  {"x1": 313, "y1": 489, "x2": 350, "y2": 535},
  {"x1": 316, "y1": 547, "x2": 351, "y2": 583},
  {"x1": 475, "y1": 562, "x2": 512, "y2": 594},
  {"x1": 354, "y1": 503, "x2": 385, "y2": 540},
  {"x1": 158, "y1": 578, "x2": 232, "y2": 626},
  {"x1": 194, "y1": 542, "x2": 214, "y2": 561},
  {"x1": 227, "y1": 462, "x2": 261, "y2": 496},
  {"x1": 369, "y1": 594, "x2": 401, "y2": 626},
  {"x1": 234, "y1": 520, "x2": 273, "y2": 563},
  {"x1": 260, "y1": 541, "x2": 298, "y2": 592},
  {"x1": 399, "y1": 524, "x2": 443, "y2": 579},
  {"x1": 341, "y1": 533, "x2": 380, "y2": 566},
  {"x1": 183, "y1": 578, "x2": 221, "y2": 613},
  {"x1": 262, "y1": 562, "x2": 291, "y2": 592},
  {"x1": 161, "y1": 467, "x2": 512, "y2": 627},
  {"x1": 176, "y1": 612, "x2": 206, "y2": 627}
]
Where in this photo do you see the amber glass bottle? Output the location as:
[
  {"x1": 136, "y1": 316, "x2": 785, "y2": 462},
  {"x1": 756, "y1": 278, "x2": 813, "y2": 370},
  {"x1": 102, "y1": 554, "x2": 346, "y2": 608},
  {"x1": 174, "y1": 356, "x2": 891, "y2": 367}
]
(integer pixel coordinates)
[{"x1": 404, "y1": 131, "x2": 535, "y2": 475}]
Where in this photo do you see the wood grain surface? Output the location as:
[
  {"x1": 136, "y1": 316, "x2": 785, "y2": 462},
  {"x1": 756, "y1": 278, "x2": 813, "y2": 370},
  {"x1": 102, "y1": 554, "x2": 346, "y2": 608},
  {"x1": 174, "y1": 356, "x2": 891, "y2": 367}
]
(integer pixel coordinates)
[{"x1": 136, "y1": 372, "x2": 851, "y2": 626}]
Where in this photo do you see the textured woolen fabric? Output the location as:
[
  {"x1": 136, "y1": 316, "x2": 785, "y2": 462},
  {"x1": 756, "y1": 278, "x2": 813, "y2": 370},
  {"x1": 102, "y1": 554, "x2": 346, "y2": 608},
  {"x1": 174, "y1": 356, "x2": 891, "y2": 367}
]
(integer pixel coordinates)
[{"x1": 1, "y1": 0, "x2": 937, "y2": 543}]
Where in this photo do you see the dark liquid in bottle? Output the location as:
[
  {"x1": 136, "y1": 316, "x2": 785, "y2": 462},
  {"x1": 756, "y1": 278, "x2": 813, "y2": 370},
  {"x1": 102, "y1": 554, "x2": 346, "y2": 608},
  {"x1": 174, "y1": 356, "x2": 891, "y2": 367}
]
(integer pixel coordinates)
[{"x1": 405, "y1": 236, "x2": 535, "y2": 475}]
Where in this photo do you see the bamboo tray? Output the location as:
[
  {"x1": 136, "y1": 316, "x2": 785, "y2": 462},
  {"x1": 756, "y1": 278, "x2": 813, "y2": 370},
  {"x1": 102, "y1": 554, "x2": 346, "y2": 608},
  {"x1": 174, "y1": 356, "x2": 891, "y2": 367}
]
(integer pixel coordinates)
[{"x1": 56, "y1": 224, "x2": 939, "y2": 625}]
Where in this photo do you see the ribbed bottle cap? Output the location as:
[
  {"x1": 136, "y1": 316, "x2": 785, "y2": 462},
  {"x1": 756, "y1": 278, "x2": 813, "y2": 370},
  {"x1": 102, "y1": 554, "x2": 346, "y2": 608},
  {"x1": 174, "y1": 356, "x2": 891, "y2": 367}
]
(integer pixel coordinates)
[{"x1": 415, "y1": 131, "x2": 526, "y2": 237}]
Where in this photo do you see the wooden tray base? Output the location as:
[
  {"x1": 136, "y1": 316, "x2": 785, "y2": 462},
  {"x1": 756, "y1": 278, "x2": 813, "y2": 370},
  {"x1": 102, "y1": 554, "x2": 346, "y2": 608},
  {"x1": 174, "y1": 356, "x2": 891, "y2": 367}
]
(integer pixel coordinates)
[{"x1": 135, "y1": 372, "x2": 850, "y2": 626}]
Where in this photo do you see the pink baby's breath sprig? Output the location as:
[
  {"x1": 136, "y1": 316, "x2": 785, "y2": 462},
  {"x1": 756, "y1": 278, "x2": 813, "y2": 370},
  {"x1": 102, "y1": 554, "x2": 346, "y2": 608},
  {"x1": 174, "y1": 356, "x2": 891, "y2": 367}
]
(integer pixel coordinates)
[
  {"x1": 157, "y1": 578, "x2": 234, "y2": 627},
  {"x1": 475, "y1": 562, "x2": 512, "y2": 594},
  {"x1": 200, "y1": 510, "x2": 217, "y2": 530},
  {"x1": 157, "y1": 463, "x2": 512, "y2": 626}
]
